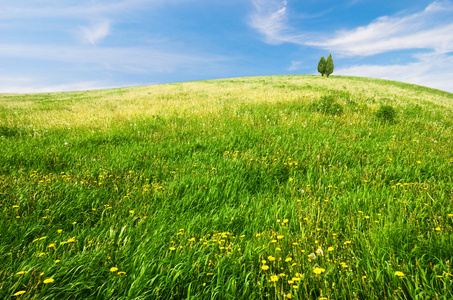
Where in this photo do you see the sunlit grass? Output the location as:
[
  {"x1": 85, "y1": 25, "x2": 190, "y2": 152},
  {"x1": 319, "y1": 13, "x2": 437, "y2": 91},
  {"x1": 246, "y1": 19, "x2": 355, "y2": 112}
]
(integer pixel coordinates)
[{"x1": 1, "y1": 75, "x2": 452, "y2": 299}]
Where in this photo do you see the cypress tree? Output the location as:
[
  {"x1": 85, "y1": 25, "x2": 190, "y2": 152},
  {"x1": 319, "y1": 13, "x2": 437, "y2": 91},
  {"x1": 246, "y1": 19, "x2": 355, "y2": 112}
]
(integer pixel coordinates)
[
  {"x1": 325, "y1": 54, "x2": 334, "y2": 77},
  {"x1": 317, "y1": 57, "x2": 326, "y2": 76}
]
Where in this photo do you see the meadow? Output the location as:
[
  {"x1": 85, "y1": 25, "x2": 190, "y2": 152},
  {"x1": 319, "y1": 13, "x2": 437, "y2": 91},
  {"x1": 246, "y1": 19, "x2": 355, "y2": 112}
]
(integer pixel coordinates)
[{"x1": 0, "y1": 75, "x2": 452, "y2": 299}]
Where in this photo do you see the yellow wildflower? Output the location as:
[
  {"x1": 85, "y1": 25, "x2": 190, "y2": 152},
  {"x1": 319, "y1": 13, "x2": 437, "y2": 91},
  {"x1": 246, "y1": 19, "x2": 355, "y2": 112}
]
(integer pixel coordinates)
[
  {"x1": 13, "y1": 291, "x2": 26, "y2": 296},
  {"x1": 313, "y1": 267, "x2": 325, "y2": 274},
  {"x1": 16, "y1": 271, "x2": 26, "y2": 275},
  {"x1": 43, "y1": 278, "x2": 54, "y2": 284},
  {"x1": 110, "y1": 267, "x2": 118, "y2": 272},
  {"x1": 285, "y1": 257, "x2": 292, "y2": 262},
  {"x1": 261, "y1": 265, "x2": 269, "y2": 270},
  {"x1": 395, "y1": 271, "x2": 405, "y2": 277},
  {"x1": 328, "y1": 246, "x2": 334, "y2": 251},
  {"x1": 270, "y1": 275, "x2": 279, "y2": 282}
]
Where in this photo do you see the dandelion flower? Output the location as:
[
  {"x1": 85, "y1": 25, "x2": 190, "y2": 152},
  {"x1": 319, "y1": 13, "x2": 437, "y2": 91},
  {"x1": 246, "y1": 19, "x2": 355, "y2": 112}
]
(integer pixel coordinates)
[
  {"x1": 169, "y1": 247, "x2": 176, "y2": 251},
  {"x1": 268, "y1": 256, "x2": 276, "y2": 261},
  {"x1": 12, "y1": 205, "x2": 19, "y2": 208},
  {"x1": 57, "y1": 229, "x2": 62, "y2": 233},
  {"x1": 188, "y1": 237, "x2": 196, "y2": 242},
  {"x1": 13, "y1": 291, "x2": 26, "y2": 296},
  {"x1": 110, "y1": 267, "x2": 118, "y2": 272},
  {"x1": 129, "y1": 210, "x2": 134, "y2": 214},
  {"x1": 72, "y1": 222, "x2": 77, "y2": 225},
  {"x1": 55, "y1": 260, "x2": 60, "y2": 263},
  {"x1": 395, "y1": 271, "x2": 405, "y2": 277},
  {"x1": 277, "y1": 235, "x2": 284, "y2": 240},
  {"x1": 283, "y1": 219, "x2": 289, "y2": 223},
  {"x1": 435, "y1": 227, "x2": 441, "y2": 231},
  {"x1": 118, "y1": 271, "x2": 126, "y2": 275},
  {"x1": 313, "y1": 267, "x2": 325, "y2": 274},
  {"x1": 262, "y1": 265, "x2": 269, "y2": 270},
  {"x1": 344, "y1": 241, "x2": 352, "y2": 245},
  {"x1": 309, "y1": 253, "x2": 316, "y2": 260},
  {"x1": 16, "y1": 271, "x2": 26, "y2": 275},
  {"x1": 270, "y1": 275, "x2": 279, "y2": 282},
  {"x1": 328, "y1": 246, "x2": 334, "y2": 252},
  {"x1": 286, "y1": 293, "x2": 292, "y2": 298},
  {"x1": 47, "y1": 243, "x2": 55, "y2": 248},
  {"x1": 43, "y1": 278, "x2": 54, "y2": 284},
  {"x1": 206, "y1": 273, "x2": 214, "y2": 276},
  {"x1": 285, "y1": 257, "x2": 292, "y2": 262},
  {"x1": 317, "y1": 248, "x2": 324, "y2": 256}
]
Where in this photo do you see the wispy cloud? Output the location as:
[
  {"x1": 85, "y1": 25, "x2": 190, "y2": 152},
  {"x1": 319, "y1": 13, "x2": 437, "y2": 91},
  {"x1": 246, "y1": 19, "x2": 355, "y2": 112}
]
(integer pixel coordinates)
[
  {"x1": 78, "y1": 20, "x2": 111, "y2": 45},
  {"x1": 0, "y1": 44, "x2": 229, "y2": 73},
  {"x1": 336, "y1": 52, "x2": 453, "y2": 92},
  {"x1": 0, "y1": 80, "x2": 114, "y2": 94},
  {"x1": 0, "y1": 43, "x2": 231, "y2": 92},
  {"x1": 0, "y1": 0, "x2": 151, "y2": 19},
  {"x1": 308, "y1": 1, "x2": 453, "y2": 56},
  {"x1": 249, "y1": 0, "x2": 296, "y2": 45},
  {"x1": 249, "y1": 0, "x2": 453, "y2": 56},
  {"x1": 288, "y1": 60, "x2": 302, "y2": 71}
]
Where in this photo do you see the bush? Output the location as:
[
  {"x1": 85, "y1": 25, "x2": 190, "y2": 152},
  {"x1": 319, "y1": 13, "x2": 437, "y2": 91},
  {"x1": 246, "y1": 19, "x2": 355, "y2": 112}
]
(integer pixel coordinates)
[
  {"x1": 329, "y1": 103, "x2": 344, "y2": 116},
  {"x1": 311, "y1": 95, "x2": 343, "y2": 116},
  {"x1": 375, "y1": 105, "x2": 397, "y2": 122}
]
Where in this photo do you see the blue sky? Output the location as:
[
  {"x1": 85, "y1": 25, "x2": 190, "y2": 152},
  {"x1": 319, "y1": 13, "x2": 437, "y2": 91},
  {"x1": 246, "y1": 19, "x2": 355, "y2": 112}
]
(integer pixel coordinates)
[{"x1": 1, "y1": 0, "x2": 453, "y2": 93}]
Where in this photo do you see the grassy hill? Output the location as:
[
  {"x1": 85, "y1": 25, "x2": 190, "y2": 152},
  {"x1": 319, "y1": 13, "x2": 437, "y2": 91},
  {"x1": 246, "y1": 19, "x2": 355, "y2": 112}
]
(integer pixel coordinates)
[{"x1": 1, "y1": 75, "x2": 452, "y2": 299}]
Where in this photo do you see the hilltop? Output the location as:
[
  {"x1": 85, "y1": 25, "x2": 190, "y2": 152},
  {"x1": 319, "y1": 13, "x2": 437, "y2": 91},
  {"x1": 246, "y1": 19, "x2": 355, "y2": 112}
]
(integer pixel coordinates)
[{"x1": 1, "y1": 75, "x2": 452, "y2": 299}]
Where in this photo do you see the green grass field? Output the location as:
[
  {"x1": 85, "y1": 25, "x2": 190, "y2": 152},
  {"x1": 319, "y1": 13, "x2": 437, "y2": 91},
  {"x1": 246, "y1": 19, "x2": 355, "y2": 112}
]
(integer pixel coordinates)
[{"x1": 1, "y1": 75, "x2": 452, "y2": 299}]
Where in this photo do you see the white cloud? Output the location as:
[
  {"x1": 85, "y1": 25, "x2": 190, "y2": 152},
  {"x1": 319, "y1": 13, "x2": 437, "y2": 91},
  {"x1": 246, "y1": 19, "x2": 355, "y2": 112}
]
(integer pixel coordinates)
[
  {"x1": 249, "y1": 0, "x2": 295, "y2": 45},
  {"x1": 0, "y1": 0, "x2": 151, "y2": 19},
  {"x1": 250, "y1": 0, "x2": 453, "y2": 56},
  {"x1": 336, "y1": 52, "x2": 453, "y2": 93},
  {"x1": 78, "y1": 20, "x2": 111, "y2": 45},
  {"x1": 0, "y1": 43, "x2": 231, "y2": 93},
  {"x1": 308, "y1": 1, "x2": 453, "y2": 56},
  {"x1": 249, "y1": 0, "x2": 453, "y2": 57},
  {"x1": 0, "y1": 81, "x2": 114, "y2": 94},
  {"x1": 0, "y1": 44, "x2": 228, "y2": 73},
  {"x1": 288, "y1": 60, "x2": 302, "y2": 71}
]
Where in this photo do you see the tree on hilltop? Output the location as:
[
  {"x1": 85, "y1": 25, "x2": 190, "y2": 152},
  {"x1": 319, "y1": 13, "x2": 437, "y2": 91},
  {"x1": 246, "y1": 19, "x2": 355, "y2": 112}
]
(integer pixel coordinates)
[
  {"x1": 317, "y1": 57, "x2": 326, "y2": 76},
  {"x1": 325, "y1": 54, "x2": 334, "y2": 77}
]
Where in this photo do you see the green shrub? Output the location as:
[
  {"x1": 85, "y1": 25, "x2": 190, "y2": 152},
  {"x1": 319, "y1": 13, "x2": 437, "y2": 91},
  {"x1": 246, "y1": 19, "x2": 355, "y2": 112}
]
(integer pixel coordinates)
[
  {"x1": 311, "y1": 95, "x2": 343, "y2": 116},
  {"x1": 375, "y1": 105, "x2": 397, "y2": 122}
]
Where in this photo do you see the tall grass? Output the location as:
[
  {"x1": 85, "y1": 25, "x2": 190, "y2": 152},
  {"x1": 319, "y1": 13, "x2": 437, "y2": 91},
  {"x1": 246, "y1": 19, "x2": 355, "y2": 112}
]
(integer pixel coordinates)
[{"x1": 1, "y1": 75, "x2": 452, "y2": 299}]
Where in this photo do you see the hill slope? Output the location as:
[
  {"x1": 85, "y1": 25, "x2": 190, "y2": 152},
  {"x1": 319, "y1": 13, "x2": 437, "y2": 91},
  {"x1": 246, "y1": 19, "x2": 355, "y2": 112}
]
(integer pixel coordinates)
[{"x1": 1, "y1": 75, "x2": 452, "y2": 299}]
